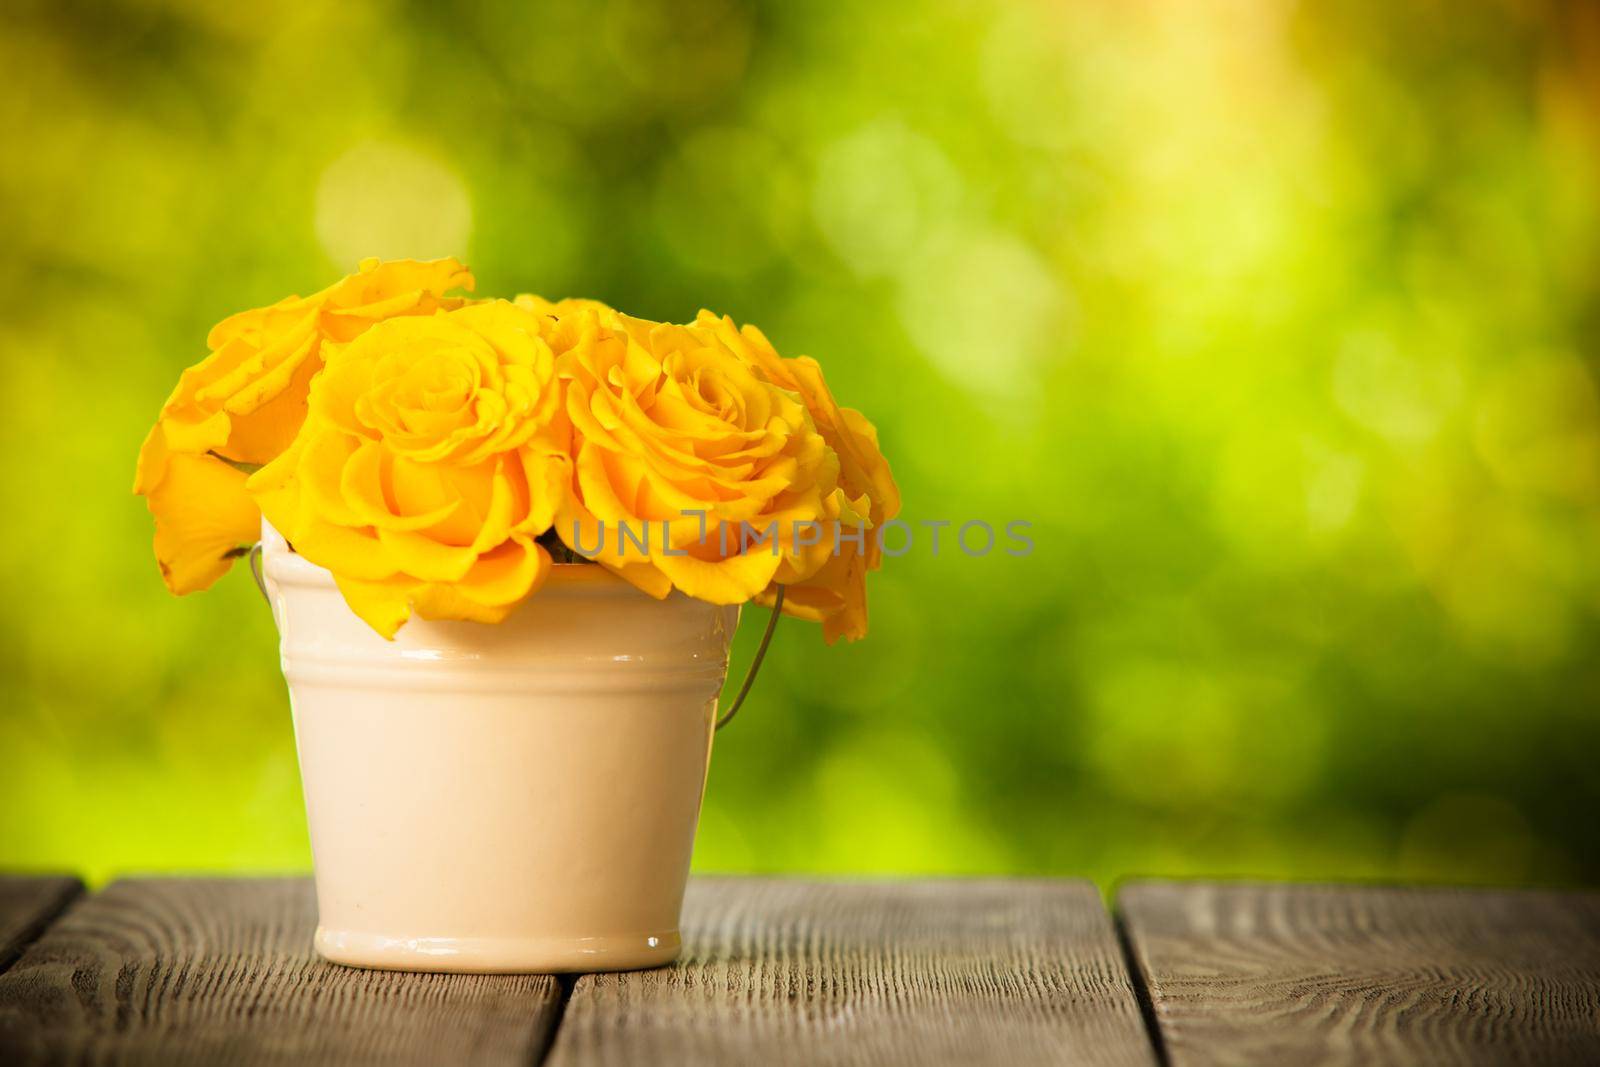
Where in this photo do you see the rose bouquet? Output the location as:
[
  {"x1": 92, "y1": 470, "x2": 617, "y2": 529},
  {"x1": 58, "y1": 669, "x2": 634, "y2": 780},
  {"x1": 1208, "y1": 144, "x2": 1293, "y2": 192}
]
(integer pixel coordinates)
[
  {"x1": 136, "y1": 257, "x2": 899, "y2": 642},
  {"x1": 132, "y1": 258, "x2": 901, "y2": 972}
]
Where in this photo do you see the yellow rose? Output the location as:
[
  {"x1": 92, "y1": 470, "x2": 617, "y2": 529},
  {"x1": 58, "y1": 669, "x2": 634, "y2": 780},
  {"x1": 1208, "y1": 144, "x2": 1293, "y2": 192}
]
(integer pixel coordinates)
[
  {"x1": 134, "y1": 258, "x2": 474, "y2": 593},
  {"x1": 247, "y1": 300, "x2": 571, "y2": 638},
  {"x1": 554, "y1": 309, "x2": 840, "y2": 605},
  {"x1": 695, "y1": 311, "x2": 900, "y2": 642}
]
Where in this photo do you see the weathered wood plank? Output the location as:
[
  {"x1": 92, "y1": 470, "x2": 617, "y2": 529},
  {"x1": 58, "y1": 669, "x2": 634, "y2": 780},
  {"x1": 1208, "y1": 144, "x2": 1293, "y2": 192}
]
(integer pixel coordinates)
[
  {"x1": 0, "y1": 878, "x2": 563, "y2": 1066},
  {"x1": 548, "y1": 877, "x2": 1155, "y2": 1067},
  {"x1": 1119, "y1": 881, "x2": 1600, "y2": 1067},
  {"x1": 0, "y1": 878, "x2": 82, "y2": 973}
]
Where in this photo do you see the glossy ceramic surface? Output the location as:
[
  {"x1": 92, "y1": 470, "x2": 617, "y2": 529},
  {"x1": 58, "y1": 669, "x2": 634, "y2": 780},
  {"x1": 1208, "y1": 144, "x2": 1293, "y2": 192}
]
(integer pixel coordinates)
[{"x1": 261, "y1": 524, "x2": 738, "y2": 973}]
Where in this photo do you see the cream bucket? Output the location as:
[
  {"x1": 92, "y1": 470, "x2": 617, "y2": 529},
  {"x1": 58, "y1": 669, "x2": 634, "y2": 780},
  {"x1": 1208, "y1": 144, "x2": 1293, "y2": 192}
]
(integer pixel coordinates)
[{"x1": 259, "y1": 524, "x2": 739, "y2": 973}]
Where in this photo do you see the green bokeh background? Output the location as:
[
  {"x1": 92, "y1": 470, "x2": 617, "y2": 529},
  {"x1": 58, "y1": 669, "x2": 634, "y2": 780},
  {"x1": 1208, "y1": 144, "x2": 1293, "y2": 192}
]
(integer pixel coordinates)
[{"x1": 4, "y1": 0, "x2": 1598, "y2": 887}]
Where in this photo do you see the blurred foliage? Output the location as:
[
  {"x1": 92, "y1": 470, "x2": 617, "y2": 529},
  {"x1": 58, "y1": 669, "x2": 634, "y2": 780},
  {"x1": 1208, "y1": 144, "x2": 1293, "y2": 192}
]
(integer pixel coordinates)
[{"x1": 3, "y1": 0, "x2": 1599, "y2": 888}]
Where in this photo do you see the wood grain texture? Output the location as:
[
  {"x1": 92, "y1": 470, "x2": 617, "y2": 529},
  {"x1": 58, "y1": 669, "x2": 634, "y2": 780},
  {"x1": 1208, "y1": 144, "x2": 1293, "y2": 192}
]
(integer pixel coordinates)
[
  {"x1": 1119, "y1": 881, "x2": 1600, "y2": 1067},
  {"x1": 0, "y1": 878, "x2": 562, "y2": 1066},
  {"x1": 548, "y1": 877, "x2": 1155, "y2": 1067},
  {"x1": 0, "y1": 878, "x2": 82, "y2": 973}
]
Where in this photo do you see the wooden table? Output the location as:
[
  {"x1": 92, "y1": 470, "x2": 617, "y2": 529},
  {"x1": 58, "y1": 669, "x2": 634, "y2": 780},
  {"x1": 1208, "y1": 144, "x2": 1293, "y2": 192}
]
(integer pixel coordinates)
[{"x1": 0, "y1": 876, "x2": 1596, "y2": 1065}]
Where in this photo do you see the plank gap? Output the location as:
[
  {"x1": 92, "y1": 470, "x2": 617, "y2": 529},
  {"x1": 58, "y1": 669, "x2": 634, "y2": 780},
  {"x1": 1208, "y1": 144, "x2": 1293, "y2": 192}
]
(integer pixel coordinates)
[
  {"x1": 531, "y1": 972, "x2": 579, "y2": 1067},
  {"x1": 1112, "y1": 907, "x2": 1171, "y2": 1067},
  {"x1": 0, "y1": 877, "x2": 83, "y2": 975}
]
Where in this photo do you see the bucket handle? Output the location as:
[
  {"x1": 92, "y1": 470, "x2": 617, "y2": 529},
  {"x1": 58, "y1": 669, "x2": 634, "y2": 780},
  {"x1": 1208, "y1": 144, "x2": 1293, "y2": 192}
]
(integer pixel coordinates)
[
  {"x1": 716, "y1": 584, "x2": 782, "y2": 732},
  {"x1": 249, "y1": 542, "x2": 268, "y2": 600},
  {"x1": 249, "y1": 542, "x2": 778, "y2": 732}
]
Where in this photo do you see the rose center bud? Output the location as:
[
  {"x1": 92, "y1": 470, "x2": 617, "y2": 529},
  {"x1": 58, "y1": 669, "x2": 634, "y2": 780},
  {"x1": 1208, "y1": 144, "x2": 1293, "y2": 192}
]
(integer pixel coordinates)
[
  {"x1": 693, "y1": 370, "x2": 737, "y2": 419},
  {"x1": 411, "y1": 358, "x2": 474, "y2": 413}
]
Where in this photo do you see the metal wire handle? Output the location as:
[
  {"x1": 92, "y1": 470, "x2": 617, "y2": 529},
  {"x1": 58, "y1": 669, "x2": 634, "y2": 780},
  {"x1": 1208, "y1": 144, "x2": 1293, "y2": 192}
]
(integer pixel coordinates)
[
  {"x1": 716, "y1": 584, "x2": 783, "y2": 732},
  {"x1": 248, "y1": 540, "x2": 778, "y2": 732},
  {"x1": 248, "y1": 542, "x2": 268, "y2": 601}
]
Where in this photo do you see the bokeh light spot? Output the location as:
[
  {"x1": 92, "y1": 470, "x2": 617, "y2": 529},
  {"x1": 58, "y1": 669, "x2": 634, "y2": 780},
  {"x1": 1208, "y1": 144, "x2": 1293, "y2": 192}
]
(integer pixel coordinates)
[
  {"x1": 315, "y1": 141, "x2": 472, "y2": 267},
  {"x1": 813, "y1": 120, "x2": 964, "y2": 278},
  {"x1": 1333, "y1": 329, "x2": 1462, "y2": 444},
  {"x1": 897, "y1": 226, "x2": 1065, "y2": 397}
]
